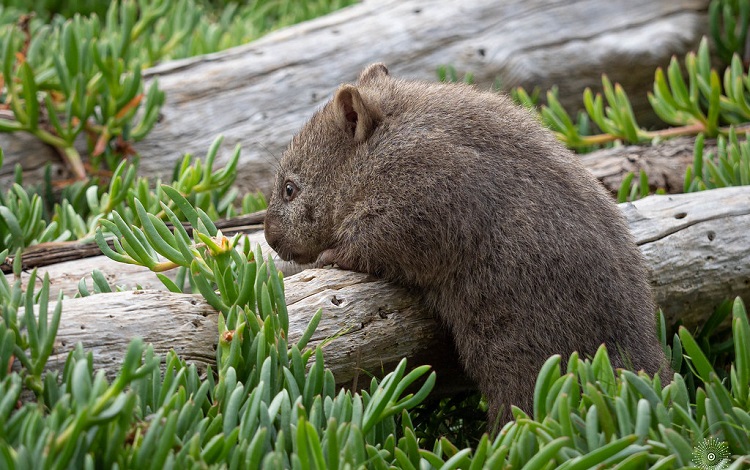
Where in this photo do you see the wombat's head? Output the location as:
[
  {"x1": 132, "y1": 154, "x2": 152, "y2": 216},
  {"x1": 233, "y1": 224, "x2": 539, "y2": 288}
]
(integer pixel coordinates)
[{"x1": 264, "y1": 63, "x2": 389, "y2": 264}]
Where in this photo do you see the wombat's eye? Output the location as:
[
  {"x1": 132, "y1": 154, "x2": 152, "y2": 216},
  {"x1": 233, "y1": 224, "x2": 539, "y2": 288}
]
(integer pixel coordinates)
[{"x1": 284, "y1": 181, "x2": 299, "y2": 202}]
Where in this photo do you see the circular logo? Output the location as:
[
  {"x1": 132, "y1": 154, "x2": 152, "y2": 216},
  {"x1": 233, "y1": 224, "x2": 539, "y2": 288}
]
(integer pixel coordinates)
[{"x1": 693, "y1": 437, "x2": 730, "y2": 470}]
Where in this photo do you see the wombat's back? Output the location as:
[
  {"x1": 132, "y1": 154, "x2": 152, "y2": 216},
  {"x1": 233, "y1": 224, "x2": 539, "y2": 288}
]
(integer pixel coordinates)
[
  {"x1": 344, "y1": 75, "x2": 667, "y2": 421},
  {"x1": 266, "y1": 64, "x2": 669, "y2": 425}
]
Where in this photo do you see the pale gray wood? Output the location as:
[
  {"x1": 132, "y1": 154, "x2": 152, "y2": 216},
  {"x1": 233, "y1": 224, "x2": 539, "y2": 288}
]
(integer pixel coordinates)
[
  {"x1": 39, "y1": 273, "x2": 458, "y2": 390},
  {"x1": 21, "y1": 186, "x2": 749, "y2": 388},
  {"x1": 626, "y1": 186, "x2": 750, "y2": 327},
  {"x1": 1, "y1": 0, "x2": 709, "y2": 196},
  {"x1": 45, "y1": 291, "x2": 219, "y2": 375}
]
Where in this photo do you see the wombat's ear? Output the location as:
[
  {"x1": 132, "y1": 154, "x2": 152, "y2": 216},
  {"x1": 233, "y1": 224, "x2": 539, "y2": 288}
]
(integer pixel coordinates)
[
  {"x1": 357, "y1": 63, "x2": 389, "y2": 85},
  {"x1": 333, "y1": 84, "x2": 380, "y2": 143}
]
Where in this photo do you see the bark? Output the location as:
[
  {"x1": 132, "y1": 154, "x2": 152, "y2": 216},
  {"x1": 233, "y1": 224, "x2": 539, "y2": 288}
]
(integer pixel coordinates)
[{"x1": 40, "y1": 274, "x2": 463, "y2": 392}]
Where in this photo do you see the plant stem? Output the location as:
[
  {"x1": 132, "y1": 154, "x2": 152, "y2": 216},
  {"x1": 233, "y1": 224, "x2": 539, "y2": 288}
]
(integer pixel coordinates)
[
  {"x1": 576, "y1": 122, "x2": 750, "y2": 148},
  {"x1": 644, "y1": 123, "x2": 706, "y2": 139},
  {"x1": 56, "y1": 144, "x2": 88, "y2": 181}
]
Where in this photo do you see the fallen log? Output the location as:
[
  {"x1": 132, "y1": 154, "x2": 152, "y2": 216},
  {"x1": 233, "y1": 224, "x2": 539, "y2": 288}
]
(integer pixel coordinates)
[
  {"x1": 18, "y1": 186, "x2": 750, "y2": 388},
  {"x1": 42, "y1": 272, "x2": 462, "y2": 391},
  {"x1": 0, "y1": 0, "x2": 709, "y2": 195},
  {"x1": 625, "y1": 187, "x2": 750, "y2": 327}
]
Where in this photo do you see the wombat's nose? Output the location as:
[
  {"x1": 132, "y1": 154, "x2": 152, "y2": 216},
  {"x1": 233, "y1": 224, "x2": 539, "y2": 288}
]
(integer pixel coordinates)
[{"x1": 264, "y1": 216, "x2": 280, "y2": 248}]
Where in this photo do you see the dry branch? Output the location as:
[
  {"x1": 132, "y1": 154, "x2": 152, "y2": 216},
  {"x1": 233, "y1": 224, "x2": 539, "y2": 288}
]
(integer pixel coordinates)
[
  {"x1": 15, "y1": 186, "x2": 750, "y2": 389},
  {"x1": 0, "y1": 211, "x2": 265, "y2": 274},
  {"x1": 1, "y1": 0, "x2": 709, "y2": 195},
  {"x1": 582, "y1": 137, "x2": 714, "y2": 195}
]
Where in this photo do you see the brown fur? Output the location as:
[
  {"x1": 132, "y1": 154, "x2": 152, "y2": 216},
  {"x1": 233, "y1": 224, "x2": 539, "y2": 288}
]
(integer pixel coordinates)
[{"x1": 264, "y1": 63, "x2": 669, "y2": 425}]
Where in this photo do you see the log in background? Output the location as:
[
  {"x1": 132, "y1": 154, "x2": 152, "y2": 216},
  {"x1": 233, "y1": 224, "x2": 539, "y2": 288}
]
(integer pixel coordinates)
[{"x1": 1, "y1": 0, "x2": 709, "y2": 195}]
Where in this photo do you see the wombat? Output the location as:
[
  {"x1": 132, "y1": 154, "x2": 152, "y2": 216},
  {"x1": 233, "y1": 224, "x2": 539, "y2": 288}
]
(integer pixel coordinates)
[{"x1": 264, "y1": 63, "x2": 669, "y2": 425}]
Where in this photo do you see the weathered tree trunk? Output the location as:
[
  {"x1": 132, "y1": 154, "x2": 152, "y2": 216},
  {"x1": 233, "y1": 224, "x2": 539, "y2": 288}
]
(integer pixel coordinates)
[
  {"x1": 41, "y1": 273, "x2": 461, "y2": 391},
  {"x1": 626, "y1": 187, "x2": 750, "y2": 327},
  {"x1": 16, "y1": 186, "x2": 750, "y2": 389},
  {"x1": 1, "y1": 0, "x2": 709, "y2": 195}
]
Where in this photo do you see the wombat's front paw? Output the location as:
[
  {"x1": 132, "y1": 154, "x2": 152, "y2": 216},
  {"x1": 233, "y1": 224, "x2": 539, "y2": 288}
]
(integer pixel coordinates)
[
  {"x1": 315, "y1": 249, "x2": 352, "y2": 270},
  {"x1": 315, "y1": 249, "x2": 338, "y2": 267}
]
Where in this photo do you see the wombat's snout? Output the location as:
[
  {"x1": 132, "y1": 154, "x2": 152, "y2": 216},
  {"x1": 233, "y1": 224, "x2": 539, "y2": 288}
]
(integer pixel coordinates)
[{"x1": 264, "y1": 216, "x2": 282, "y2": 250}]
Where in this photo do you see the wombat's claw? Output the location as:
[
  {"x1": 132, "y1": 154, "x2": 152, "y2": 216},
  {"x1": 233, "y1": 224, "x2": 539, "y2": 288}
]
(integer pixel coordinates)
[
  {"x1": 316, "y1": 249, "x2": 351, "y2": 270},
  {"x1": 315, "y1": 249, "x2": 338, "y2": 268}
]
